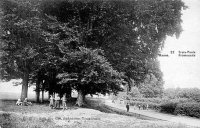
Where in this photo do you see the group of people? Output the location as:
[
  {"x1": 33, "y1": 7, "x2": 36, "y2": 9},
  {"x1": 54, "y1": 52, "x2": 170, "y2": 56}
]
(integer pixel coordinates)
[
  {"x1": 15, "y1": 94, "x2": 67, "y2": 110},
  {"x1": 49, "y1": 94, "x2": 67, "y2": 110},
  {"x1": 135, "y1": 104, "x2": 149, "y2": 110},
  {"x1": 16, "y1": 98, "x2": 32, "y2": 106},
  {"x1": 126, "y1": 103, "x2": 149, "y2": 112}
]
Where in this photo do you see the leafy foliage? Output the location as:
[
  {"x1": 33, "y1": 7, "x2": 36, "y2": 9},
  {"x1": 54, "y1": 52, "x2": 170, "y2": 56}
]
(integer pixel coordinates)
[
  {"x1": 160, "y1": 101, "x2": 178, "y2": 114},
  {"x1": 40, "y1": 0, "x2": 186, "y2": 85},
  {"x1": 131, "y1": 97, "x2": 163, "y2": 104},
  {"x1": 0, "y1": 0, "x2": 45, "y2": 80},
  {"x1": 57, "y1": 47, "x2": 124, "y2": 95},
  {"x1": 159, "y1": 98, "x2": 194, "y2": 114},
  {"x1": 174, "y1": 102, "x2": 200, "y2": 118},
  {"x1": 129, "y1": 101, "x2": 160, "y2": 110},
  {"x1": 164, "y1": 88, "x2": 200, "y2": 102},
  {"x1": 129, "y1": 86, "x2": 142, "y2": 98}
]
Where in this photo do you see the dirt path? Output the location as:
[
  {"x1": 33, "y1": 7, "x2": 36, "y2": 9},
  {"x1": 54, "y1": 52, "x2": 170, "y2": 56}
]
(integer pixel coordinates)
[{"x1": 104, "y1": 99, "x2": 200, "y2": 128}]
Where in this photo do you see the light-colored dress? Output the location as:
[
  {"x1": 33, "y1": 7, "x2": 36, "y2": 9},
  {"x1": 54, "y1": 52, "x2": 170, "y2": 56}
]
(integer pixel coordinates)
[{"x1": 49, "y1": 96, "x2": 54, "y2": 107}]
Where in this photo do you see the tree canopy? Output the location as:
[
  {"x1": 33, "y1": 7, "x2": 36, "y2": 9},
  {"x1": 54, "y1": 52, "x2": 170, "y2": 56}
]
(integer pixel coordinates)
[
  {"x1": 57, "y1": 47, "x2": 123, "y2": 105},
  {"x1": 40, "y1": 0, "x2": 186, "y2": 84}
]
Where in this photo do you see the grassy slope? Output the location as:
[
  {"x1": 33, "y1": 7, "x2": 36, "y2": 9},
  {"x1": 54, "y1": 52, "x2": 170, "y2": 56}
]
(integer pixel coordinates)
[{"x1": 0, "y1": 99, "x2": 197, "y2": 128}]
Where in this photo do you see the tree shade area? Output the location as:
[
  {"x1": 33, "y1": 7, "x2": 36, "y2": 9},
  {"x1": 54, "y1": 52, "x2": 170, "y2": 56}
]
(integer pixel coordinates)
[{"x1": 0, "y1": 0, "x2": 186, "y2": 106}]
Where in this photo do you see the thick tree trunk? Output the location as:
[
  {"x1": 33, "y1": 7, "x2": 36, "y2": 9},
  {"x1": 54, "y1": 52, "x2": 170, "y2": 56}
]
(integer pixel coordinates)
[
  {"x1": 126, "y1": 77, "x2": 134, "y2": 95},
  {"x1": 76, "y1": 90, "x2": 85, "y2": 107},
  {"x1": 48, "y1": 91, "x2": 50, "y2": 99},
  {"x1": 20, "y1": 72, "x2": 29, "y2": 102},
  {"x1": 66, "y1": 87, "x2": 72, "y2": 98},
  {"x1": 35, "y1": 80, "x2": 40, "y2": 103}
]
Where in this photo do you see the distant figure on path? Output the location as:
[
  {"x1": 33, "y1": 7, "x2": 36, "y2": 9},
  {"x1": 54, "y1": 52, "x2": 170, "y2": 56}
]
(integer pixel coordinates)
[
  {"x1": 138, "y1": 104, "x2": 141, "y2": 110},
  {"x1": 146, "y1": 104, "x2": 149, "y2": 110},
  {"x1": 142, "y1": 104, "x2": 146, "y2": 110},
  {"x1": 126, "y1": 103, "x2": 130, "y2": 112},
  {"x1": 49, "y1": 95, "x2": 54, "y2": 109},
  {"x1": 54, "y1": 94, "x2": 60, "y2": 109},
  {"x1": 62, "y1": 94, "x2": 67, "y2": 110},
  {"x1": 16, "y1": 99, "x2": 22, "y2": 106}
]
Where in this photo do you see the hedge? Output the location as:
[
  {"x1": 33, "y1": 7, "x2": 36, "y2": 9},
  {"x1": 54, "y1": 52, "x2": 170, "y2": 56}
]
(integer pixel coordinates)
[
  {"x1": 170, "y1": 98, "x2": 193, "y2": 104},
  {"x1": 159, "y1": 101, "x2": 178, "y2": 114},
  {"x1": 130, "y1": 98, "x2": 162, "y2": 104},
  {"x1": 159, "y1": 98, "x2": 193, "y2": 114},
  {"x1": 174, "y1": 102, "x2": 200, "y2": 118},
  {"x1": 130, "y1": 101, "x2": 160, "y2": 110}
]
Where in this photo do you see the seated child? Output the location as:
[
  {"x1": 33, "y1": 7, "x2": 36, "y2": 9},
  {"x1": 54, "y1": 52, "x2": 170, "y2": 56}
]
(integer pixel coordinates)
[
  {"x1": 23, "y1": 98, "x2": 32, "y2": 106},
  {"x1": 16, "y1": 99, "x2": 22, "y2": 106}
]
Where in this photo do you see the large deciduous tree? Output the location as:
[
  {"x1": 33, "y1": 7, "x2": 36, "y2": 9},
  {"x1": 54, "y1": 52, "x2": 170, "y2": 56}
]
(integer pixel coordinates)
[
  {"x1": 57, "y1": 47, "x2": 124, "y2": 106},
  {"x1": 40, "y1": 0, "x2": 186, "y2": 90},
  {"x1": 0, "y1": 0, "x2": 45, "y2": 101}
]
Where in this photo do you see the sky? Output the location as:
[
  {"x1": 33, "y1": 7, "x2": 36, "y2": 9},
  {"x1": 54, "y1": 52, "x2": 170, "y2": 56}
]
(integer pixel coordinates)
[
  {"x1": 0, "y1": 79, "x2": 35, "y2": 93},
  {"x1": 158, "y1": 0, "x2": 200, "y2": 89}
]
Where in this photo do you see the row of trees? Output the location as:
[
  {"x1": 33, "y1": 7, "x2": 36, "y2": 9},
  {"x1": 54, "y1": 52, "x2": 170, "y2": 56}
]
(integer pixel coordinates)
[
  {"x1": 0, "y1": 0, "x2": 186, "y2": 106},
  {"x1": 164, "y1": 87, "x2": 200, "y2": 102}
]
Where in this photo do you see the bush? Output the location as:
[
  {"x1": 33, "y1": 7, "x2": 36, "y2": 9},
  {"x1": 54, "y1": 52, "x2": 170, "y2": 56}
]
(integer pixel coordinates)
[
  {"x1": 159, "y1": 98, "x2": 194, "y2": 114},
  {"x1": 130, "y1": 101, "x2": 160, "y2": 110},
  {"x1": 170, "y1": 98, "x2": 193, "y2": 103},
  {"x1": 159, "y1": 101, "x2": 178, "y2": 114},
  {"x1": 130, "y1": 98, "x2": 162, "y2": 104},
  {"x1": 147, "y1": 102, "x2": 160, "y2": 110},
  {"x1": 129, "y1": 98, "x2": 163, "y2": 110},
  {"x1": 129, "y1": 87, "x2": 143, "y2": 98},
  {"x1": 174, "y1": 102, "x2": 200, "y2": 118}
]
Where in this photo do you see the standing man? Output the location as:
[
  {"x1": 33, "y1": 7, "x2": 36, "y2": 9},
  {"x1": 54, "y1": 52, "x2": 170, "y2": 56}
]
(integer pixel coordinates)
[
  {"x1": 138, "y1": 104, "x2": 141, "y2": 110},
  {"x1": 126, "y1": 103, "x2": 130, "y2": 112},
  {"x1": 62, "y1": 94, "x2": 67, "y2": 110},
  {"x1": 146, "y1": 104, "x2": 149, "y2": 110},
  {"x1": 54, "y1": 94, "x2": 60, "y2": 109}
]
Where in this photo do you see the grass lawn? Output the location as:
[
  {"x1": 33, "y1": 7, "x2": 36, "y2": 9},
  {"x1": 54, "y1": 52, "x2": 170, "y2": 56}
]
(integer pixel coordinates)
[{"x1": 0, "y1": 98, "x2": 197, "y2": 128}]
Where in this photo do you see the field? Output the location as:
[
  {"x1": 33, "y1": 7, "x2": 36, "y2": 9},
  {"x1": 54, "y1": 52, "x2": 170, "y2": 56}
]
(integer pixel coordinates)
[{"x1": 0, "y1": 95, "x2": 196, "y2": 128}]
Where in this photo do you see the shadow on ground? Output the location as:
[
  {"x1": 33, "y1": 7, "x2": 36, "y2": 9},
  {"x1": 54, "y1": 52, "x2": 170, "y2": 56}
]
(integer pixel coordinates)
[
  {"x1": 85, "y1": 98, "x2": 163, "y2": 121},
  {"x1": 1, "y1": 97, "x2": 161, "y2": 121}
]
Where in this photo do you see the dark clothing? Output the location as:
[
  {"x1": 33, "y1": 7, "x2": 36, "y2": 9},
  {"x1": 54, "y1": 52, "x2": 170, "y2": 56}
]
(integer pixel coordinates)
[
  {"x1": 138, "y1": 105, "x2": 141, "y2": 110},
  {"x1": 54, "y1": 100, "x2": 60, "y2": 108},
  {"x1": 126, "y1": 104, "x2": 130, "y2": 112}
]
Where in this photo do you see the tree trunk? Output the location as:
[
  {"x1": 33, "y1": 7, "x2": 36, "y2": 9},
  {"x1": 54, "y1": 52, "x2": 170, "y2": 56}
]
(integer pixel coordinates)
[
  {"x1": 41, "y1": 90, "x2": 44, "y2": 103},
  {"x1": 76, "y1": 90, "x2": 85, "y2": 107},
  {"x1": 48, "y1": 91, "x2": 50, "y2": 99},
  {"x1": 35, "y1": 80, "x2": 40, "y2": 103},
  {"x1": 126, "y1": 77, "x2": 134, "y2": 95},
  {"x1": 20, "y1": 72, "x2": 29, "y2": 102},
  {"x1": 66, "y1": 87, "x2": 72, "y2": 98}
]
